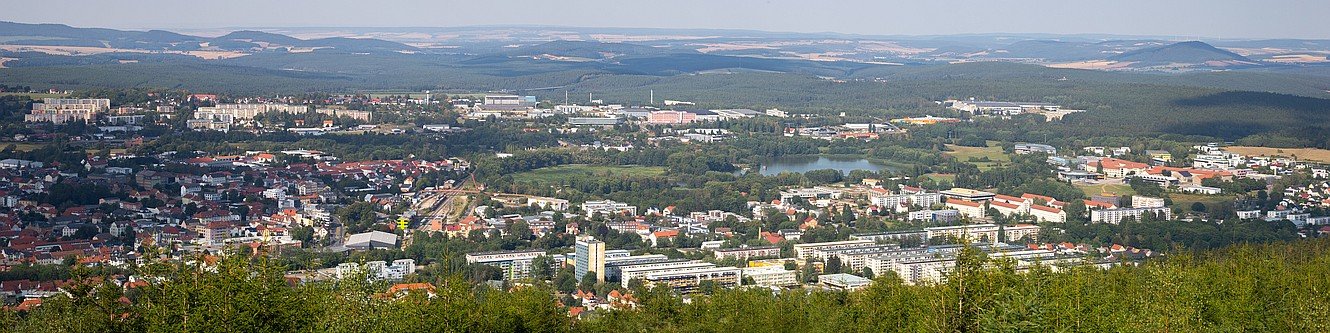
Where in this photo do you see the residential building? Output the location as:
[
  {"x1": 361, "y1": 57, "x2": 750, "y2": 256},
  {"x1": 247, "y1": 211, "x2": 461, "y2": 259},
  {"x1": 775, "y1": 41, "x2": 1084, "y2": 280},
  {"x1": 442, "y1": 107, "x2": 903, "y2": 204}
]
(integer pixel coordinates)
[
  {"x1": 850, "y1": 230, "x2": 929, "y2": 243},
  {"x1": 643, "y1": 266, "x2": 741, "y2": 293},
  {"x1": 779, "y1": 187, "x2": 843, "y2": 207},
  {"x1": 907, "y1": 209, "x2": 960, "y2": 223},
  {"x1": 1132, "y1": 196, "x2": 1167, "y2": 208},
  {"x1": 337, "y1": 259, "x2": 416, "y2": 281},
  {"x1": 581, "y1": 200, "x2": 637, "y2": 216},
  {"x1": 925, "y1": 224, "x2": 1038, "y2": 244},
  {"x1": 793, "y1": 240, "x2": 875, "y2": 260},
  {"x1": 465, "y1": 249, "x2": 547, "y2": 281},
  {"x1": 945, "y1": 199, "x2": 986, "y2": 218},
  {"x1": 741, "y1": 266, "x2": 799, "y2": 287},
  {"x1": 713, "y1": 246, "x2": 781, "y2": 261},
  {"x1": 25, "y1": 98, "x2": 110, "y2": 124},
  {"x1": 619, "y1": 261, "x2": 715, "y2": 284},
  {"x1": 1029, "y1": 205, "x2": 1067, "y2": 223},
  {"x1": 1090, "y1": 207, "x2": 1172, "y2": 224},
  {"x1": 575, "y1": 236, "x2": 607, "y2": 282}
]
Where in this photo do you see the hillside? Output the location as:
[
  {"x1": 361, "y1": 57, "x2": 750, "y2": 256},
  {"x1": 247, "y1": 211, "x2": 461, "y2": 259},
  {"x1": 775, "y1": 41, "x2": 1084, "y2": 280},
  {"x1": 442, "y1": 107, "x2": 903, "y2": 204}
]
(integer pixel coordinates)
[{"x1": 1110, "y1": 41, "x2": 1257, "y2": 67}]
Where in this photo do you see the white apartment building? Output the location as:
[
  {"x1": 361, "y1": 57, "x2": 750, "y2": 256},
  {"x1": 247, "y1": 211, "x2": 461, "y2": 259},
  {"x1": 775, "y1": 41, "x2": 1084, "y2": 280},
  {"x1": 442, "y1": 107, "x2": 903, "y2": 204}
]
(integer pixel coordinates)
[
  {"x1": 793, "y1": 240, "x2": 875, "y2": 260},
  {"x1": 925, "y1": 224, "x2": 1039, "y2": 244},
  {"x1": 25, "y1": 98, "x2": 110, "y2": 124},
  {"x1": 1029, "y1": 205, "x2": 1067, "y2": 223},
  {"x1": 465, "y1": 249, "x2": 548, "y2": 280},
  {"x1": 779, "y1": 187, "x2": 843, "y2": 207},
  {"x1": 581, "y1": 200, "x2": 638, "y2": 216},
  {"x1": 337, "y1": 259, "x2": 416, "y2": 281},
  {"x1": 713, "y1": 246, "x2": 781, "y2": 260},
  {"x1": 195, "y1": 104, "x2": 309, "y2": 121},
  {"x1": 1090, "y1": 207, "x2": 1172, "y2": 224},
  {"x1": 1131, "y1": 196, "x2": 1167, "y2": 208},
  {"x1": 741, "y1": 266, "x2": 798, "y2": 287}
]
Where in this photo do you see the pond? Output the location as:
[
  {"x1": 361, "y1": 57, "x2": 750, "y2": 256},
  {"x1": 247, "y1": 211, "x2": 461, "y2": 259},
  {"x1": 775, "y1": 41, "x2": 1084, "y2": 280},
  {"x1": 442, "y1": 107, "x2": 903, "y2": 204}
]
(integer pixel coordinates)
[{"x1": 756, "y1": 156, "x2": 897, "y2": 176}]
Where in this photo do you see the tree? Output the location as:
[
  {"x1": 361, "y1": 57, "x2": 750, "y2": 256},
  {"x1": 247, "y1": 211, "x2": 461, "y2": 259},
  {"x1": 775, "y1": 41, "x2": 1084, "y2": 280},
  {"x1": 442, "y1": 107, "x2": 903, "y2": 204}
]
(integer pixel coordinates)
[
  {"x1": 826, "y1": 255, "x2": 843, "y2": 274},
  {"x1": 554, "y1": 268, "x2": 577, "y2": 293},
  {"x1": 579, "y1": 271, "x2": 598, "y2": 292},
  {"x1": 697, "y1": 280, "x2": 719, "y2": 295},
  {"x1": 1191, "y1": 202, "x2": 1208, "y2": 212},
  {"x1": 530, "y1": 255, "x2": 555, "y2": 281}
]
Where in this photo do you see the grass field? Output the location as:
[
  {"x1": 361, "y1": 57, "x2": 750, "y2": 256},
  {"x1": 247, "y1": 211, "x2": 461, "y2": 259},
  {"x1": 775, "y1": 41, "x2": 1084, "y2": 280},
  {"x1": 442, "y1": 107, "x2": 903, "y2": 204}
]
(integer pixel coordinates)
[
  {"x1": 1169, "y1": 193, "x2": 1237, "y2": 208},
  {"x1": 921, "y1": 173, "x2": 956, "y2": 182},
  {"x1": 1077, "y1": 183, "x2": 1136, "y2": 197},
  {"x1": 511, "y1": 164, "x2": 666, "y2": 183},
  {"x1": 945, "y1": 142, "x2": 1010, "y2": 170},
  {"x1": 0, "y1": 142, "x2": 48, "y2": 152},
  {"x1": 1225, "y1": 146, "x2": 1330, "y2": 163}
]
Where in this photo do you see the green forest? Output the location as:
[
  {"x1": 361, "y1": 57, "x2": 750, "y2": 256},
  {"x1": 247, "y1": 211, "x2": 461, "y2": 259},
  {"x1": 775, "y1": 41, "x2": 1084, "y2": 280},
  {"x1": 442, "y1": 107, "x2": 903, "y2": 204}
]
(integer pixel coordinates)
[{"x1": 3, "y1": 238, "x2": 1328, "y2": 332}]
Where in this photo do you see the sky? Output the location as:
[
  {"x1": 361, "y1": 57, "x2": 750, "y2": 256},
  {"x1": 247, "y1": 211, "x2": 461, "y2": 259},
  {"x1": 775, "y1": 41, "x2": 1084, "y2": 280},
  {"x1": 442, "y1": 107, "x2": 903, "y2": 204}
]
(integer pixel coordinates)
[{"x1": 3, "y1": 0, "x2": 1328, "y2": 39}]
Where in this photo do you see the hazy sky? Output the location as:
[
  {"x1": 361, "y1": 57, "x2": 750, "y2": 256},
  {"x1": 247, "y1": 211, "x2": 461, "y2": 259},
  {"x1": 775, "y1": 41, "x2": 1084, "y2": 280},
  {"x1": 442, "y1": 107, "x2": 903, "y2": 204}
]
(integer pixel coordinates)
[{"x1": 4, "y1": 0, "x2": 1328, "y2": 39}]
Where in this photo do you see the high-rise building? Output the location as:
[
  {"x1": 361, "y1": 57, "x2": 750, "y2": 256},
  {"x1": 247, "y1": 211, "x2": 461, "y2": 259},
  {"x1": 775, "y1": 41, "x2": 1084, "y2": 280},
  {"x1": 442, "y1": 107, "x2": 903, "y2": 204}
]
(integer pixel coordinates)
[{"x1": 575, "y1": 235, "x2": 606, "y2": 283}]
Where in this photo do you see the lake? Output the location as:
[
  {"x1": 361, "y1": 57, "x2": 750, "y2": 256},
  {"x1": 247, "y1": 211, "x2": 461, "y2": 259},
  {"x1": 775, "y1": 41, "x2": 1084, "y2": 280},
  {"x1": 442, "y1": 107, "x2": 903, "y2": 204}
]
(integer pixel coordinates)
[{"x1": 757, "y1": 156, "x2": 896, "y2": 176}]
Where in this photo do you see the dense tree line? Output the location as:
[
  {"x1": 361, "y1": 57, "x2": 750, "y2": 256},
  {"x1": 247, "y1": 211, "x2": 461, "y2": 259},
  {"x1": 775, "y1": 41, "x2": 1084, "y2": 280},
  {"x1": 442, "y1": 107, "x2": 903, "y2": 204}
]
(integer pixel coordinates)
[{"x1": 5, "y1": 239, "x2": 1330, "y2": 332}]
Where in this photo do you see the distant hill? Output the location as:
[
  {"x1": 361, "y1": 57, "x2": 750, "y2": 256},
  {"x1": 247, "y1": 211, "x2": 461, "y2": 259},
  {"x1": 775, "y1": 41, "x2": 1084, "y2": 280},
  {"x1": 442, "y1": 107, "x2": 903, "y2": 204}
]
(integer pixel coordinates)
[
  {"x1": 499, "y1": 40, "x2": 688, "y2": 60},
  {"x1": 1110, "y1": 41, "x2": 1257, "y2": 67},
  {"x1": 215, "y1": 30, "x2": 303, "y2": 45},
  {"x1": 0, "y1": 21, "x2": 415, "y2": 54},
  {"x1": 992, "y1": 40, "x2": 1110, "y2": 61}
]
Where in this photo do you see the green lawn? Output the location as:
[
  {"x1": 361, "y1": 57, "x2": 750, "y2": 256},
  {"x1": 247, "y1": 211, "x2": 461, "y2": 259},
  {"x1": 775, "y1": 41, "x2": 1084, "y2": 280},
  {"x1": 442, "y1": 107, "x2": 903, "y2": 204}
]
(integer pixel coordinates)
[
  {"x1": 1077, "y1": 183, "x2": 1136, "y2": 197},
  {"x1": 511, "y1": 164, "x2": 666, "y2": 183},
  {"x1": 945, "y1": 142, "x2": 1010, "y2": 170}
]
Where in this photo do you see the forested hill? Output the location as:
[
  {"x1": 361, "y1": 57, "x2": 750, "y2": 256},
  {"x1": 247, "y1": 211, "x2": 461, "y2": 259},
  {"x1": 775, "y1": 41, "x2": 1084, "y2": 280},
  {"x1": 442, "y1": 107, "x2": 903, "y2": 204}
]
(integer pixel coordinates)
[{"x1": 3, "y1": 239, "x2": 1328, "y2": 332}]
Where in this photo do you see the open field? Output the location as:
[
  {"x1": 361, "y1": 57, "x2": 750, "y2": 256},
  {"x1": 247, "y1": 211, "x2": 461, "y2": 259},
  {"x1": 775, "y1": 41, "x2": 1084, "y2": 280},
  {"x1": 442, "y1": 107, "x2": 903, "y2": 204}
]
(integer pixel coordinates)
[
  {"x1": 945, "y1": 142, "x2": 1010, "y2": 170},
  {"x1": 1077, "y1": 183, "x2": 1136, "y2": 197},
  {"x1": 1225, "y1": 146, "x2": 1330, "y2": 163},
  {"x1": 511, "y1": 164, "x2": 666, "y2": 184}
]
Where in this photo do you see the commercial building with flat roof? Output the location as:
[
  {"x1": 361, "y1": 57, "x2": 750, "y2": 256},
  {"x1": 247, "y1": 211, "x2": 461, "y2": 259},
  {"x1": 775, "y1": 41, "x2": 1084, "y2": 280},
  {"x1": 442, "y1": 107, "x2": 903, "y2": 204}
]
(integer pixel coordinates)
[
  {"x1": 818, "y1": 273, "x2": 872, "y2": 290},
  {"x1": 940, "y1": 188, "x2": 996, "y2": 201}
]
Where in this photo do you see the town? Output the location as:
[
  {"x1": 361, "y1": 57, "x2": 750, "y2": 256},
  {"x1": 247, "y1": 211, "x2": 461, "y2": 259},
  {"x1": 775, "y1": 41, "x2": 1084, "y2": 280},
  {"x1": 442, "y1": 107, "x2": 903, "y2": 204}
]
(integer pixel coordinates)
[{"x1": 2, "y1": 90, "x2": 1326, "y2": 320}]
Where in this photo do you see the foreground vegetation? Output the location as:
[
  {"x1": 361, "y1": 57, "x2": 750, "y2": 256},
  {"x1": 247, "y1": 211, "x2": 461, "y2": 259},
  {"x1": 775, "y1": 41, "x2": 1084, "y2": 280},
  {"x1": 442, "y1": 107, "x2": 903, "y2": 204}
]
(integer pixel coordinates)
[{"x1": 4, "y1": 238, "x2": 1328, "y2": 332}]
